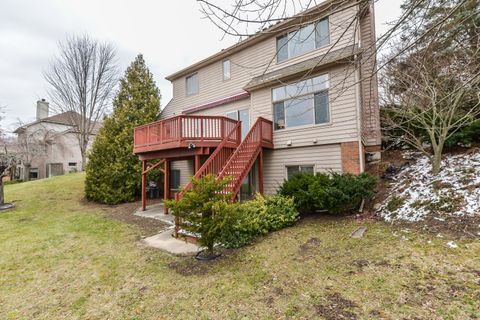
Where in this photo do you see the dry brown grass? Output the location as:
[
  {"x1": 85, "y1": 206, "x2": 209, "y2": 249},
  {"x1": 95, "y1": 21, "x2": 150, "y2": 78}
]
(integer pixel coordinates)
[{"x1": 0, "y1": 173, "x2": 478, "y2": 319}]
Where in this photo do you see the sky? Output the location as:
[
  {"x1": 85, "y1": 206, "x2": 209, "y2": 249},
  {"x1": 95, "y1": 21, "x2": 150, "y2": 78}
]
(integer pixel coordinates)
[{"x1": 0, "y1": 0, "x2": 403, "y2": 133}]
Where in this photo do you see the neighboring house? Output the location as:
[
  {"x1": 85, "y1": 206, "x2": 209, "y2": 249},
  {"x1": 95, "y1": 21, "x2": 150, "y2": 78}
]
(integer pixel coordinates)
[
  {"x1": 134, "y1": 0, "x2": 381, "y2": 210},
  {"x1": 13, "y1": 99, "x2": 100, "y2": 180}
]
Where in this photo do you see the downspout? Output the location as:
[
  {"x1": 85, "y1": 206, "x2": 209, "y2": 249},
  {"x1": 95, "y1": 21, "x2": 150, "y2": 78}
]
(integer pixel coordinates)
[
  {"x1": 354, "y1": 4, "x2": 365, "y2": 173},
  {"x1": 354, "y1": 58, "x2": 365, "y2": 173}
]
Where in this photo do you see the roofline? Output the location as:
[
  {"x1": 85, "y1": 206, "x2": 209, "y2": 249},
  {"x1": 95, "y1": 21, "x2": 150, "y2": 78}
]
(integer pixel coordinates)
[
  {"x1": 182, "y1": 91, "x2": 250, "y2": 114},
  {"x1": 165, "y1": 0, "x2": 354, "y2": 81},
  {"x1": 13, "y1": 119, "x2": 74, "y2": 134}
]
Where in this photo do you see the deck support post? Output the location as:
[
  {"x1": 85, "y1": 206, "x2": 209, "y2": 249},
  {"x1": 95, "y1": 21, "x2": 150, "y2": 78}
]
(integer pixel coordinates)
[
  {"x1": 164, "y1": 159, "x2": 170, "y2": 214},
  {"x1": 258, "y1": 149, "x2": 264, "y2": 195},
  {"x1": 141, "y1": 160, "x2": 147, "y2": 211},
  {"x1": 194, "y1": 155, "x2": 201, "y2": 174}
]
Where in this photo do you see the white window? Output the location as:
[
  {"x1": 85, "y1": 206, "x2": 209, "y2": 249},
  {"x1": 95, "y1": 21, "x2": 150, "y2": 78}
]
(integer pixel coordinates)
[
  {"x1": 272, "y1": 74, "x2": 330, "y2": 130},
  {"x1": 223, "y1": 59, "x2": 231, "y2": 80},
  {"x1": 286, "y1": 165, "x2": 314, "y2": 179},
  {"x1": 277, "y1": 17, "x2": 330, "y2": 62},
  {"x1": 186, "y1": 73, "x2": 199, "y2": 95}
]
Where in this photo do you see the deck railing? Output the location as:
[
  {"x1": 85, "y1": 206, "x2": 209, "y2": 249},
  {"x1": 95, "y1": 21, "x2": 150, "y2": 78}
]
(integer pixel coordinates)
[{"x1": 134, "y1": 115, "x2": 240, "y2": 153}]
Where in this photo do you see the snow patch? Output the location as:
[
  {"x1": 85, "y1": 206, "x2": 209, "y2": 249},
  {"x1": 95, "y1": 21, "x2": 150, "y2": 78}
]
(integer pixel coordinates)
[
  {"x1": 378, "y1": 152, "x2": 480, "y2": 222},
  {"x1": 446, "y1": 241, "x2": 458, "y2": 249}
]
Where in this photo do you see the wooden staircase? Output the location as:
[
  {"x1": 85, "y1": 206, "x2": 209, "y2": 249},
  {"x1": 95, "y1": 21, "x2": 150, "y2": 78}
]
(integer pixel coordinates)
[
  {"x1": 217, "y1": 117, "x2": 273, "y2": 199},
  {"x1": 178, "y1": 117, "x2": 273, "y2": 200}
]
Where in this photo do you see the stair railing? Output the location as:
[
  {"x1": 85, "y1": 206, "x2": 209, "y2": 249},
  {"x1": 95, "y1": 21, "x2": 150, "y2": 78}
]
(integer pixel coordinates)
[
  {"x1": 177, "y1": 121, "x2": 241, "y2": 199},
  {"x1": 217, "y1": 117, "x2": 272, "y2": 198}
]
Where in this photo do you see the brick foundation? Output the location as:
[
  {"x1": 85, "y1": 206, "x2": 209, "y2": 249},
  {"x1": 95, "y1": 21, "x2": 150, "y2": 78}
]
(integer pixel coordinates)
[{"x1": 341, "y1": 141, "x2": 363, "y2": 174}]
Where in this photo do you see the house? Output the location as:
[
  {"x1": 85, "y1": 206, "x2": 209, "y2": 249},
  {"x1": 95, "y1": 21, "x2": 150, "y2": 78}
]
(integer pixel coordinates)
[
  {"x1": 13, "y1": 99, "x2": 100, "y2": 180},
  {"x1": 133, "y1": 0, "x2": 381, "y2": 211}
]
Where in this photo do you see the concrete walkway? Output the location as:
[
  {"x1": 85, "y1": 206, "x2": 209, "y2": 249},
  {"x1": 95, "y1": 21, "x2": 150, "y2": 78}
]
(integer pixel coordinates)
[
  {"x1": 143, "y1": 229, "x2": 200, "y2": 256},
  {"x1": 133, "y1": 203, "x2": 175, "y2": 226},
  {"x1": 134, "y1": 203, "x2": 200, "y2": 255}
]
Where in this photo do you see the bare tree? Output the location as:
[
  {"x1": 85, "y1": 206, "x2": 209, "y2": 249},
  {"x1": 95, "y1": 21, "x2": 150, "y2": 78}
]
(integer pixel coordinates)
[
  {"x1": 44, "y1": 35, "x2": 118, "y2": 171},
  {"x1": 382, "y1": 52, "x2": 480, "y2": 174},
  {"x1": 0, "y1": 154, "x2": 16, "y2": 207},
  {"x1": 0, "y1": 108, "x2": 17, "y2": 208}
]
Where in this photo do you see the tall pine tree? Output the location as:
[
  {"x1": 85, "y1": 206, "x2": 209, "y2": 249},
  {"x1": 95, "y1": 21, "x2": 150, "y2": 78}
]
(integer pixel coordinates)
[{"x1": 85, "y1": 54, "x2": 160, "y2": 204}]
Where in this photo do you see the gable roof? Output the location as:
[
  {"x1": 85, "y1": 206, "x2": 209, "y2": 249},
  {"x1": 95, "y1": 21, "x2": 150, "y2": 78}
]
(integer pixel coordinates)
[
  {"x1": 165, "y1": 0, "x2": 350, "y2": 81},
  {"x1": 13, "y1": 111, "x2": 102, "y2": 135}
]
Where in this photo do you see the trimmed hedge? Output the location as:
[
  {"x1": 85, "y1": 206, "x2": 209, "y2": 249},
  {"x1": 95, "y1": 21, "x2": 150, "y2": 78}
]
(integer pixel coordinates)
[{"x1": 279, "y1": 172, "x2": 376, "y2": 213}]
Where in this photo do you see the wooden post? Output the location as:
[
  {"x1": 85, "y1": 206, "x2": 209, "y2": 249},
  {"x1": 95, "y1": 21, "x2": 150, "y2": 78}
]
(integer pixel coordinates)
[
  {"x1": 258, "y1": 149, "x2": 264, "y2": 195},
  {"x1": 174, "y1": 193, "x2": 180, "y2": 238},
  {"x1": 194, "y1": 155, "x2": 201, "y2": 174},
  {"x1": 141, "y1": 160, "x2": 146, "y2": 211},
  {"x1": 164, "y1": 159, "x2": 170, "y2": 214}
]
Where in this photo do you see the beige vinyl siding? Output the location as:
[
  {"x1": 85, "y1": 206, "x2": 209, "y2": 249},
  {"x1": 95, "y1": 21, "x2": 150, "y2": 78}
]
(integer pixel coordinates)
[
  {"x1": 263, "y1": 144, "x2": 342, "y2": 194},
  {"x1": 190, "y1": 99, "x2": 251, "y2": 118},
  {"x1": 162, "y1": 4, "x2": 360, "y2": 118},
  {"x1": 251, "y1": 64, "x2": 360, "y2": 149},
  {"x1": 170, "y1": 160, "x2": 194, "y2": 188}
]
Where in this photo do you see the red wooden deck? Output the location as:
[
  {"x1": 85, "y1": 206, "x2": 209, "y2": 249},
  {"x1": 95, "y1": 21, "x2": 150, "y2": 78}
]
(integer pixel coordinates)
[
  {"x1": 133, "y1": 115, "x2": 241, "y2": 155},
  {"x1": 134, "y1": 115, "x2": 274, "y2": 217}
]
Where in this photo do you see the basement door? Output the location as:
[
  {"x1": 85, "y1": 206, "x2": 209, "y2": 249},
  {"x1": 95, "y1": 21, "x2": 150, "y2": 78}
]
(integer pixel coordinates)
[{"x1": 226, "y1": 109, "x2": 250, "y2": 139}]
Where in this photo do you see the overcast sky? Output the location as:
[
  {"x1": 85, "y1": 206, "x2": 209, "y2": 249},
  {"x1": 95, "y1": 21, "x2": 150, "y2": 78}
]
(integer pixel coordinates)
[{"x1": 0, "y1": 0, "x2": 402, "y2": 132}]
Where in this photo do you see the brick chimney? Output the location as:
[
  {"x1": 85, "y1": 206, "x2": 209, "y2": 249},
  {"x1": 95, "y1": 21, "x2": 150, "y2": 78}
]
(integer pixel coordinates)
[{"x1": 36, "y1": 99, "x2": 49, "y2": 120}]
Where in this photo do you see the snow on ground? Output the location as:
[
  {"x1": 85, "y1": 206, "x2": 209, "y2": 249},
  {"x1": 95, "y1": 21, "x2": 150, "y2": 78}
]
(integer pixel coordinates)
[{"x1": 378, "y1": 151, "x2": 480, "y2": 222}]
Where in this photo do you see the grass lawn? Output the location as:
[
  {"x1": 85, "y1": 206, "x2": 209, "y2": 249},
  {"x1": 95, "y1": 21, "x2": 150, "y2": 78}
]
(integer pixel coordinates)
[{"x1": 0, "y1": 173, "x2": 479, "y2": 319}]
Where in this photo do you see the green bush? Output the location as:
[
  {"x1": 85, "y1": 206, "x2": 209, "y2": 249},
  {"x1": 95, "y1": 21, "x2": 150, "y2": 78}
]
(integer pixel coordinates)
[
  {"x1": 445, "y1": 120, "x2": 480, "y2": 147},
  {"x1": 279, "y1": 172, "x2": 376, "y2": 214},
  {"x1": 165, "y1": 175, "x2": 232, "y2": 255},
  {"x1": 220, "y1": 194, "x2": 299, "y2": 248},
  {"x1": 166, "y1": 175, "x2": 299, "y2": 250}
]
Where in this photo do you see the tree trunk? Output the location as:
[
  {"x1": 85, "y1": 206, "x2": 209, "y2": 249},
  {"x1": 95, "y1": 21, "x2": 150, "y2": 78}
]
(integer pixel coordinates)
[
  {"x1": 24, "y1": 164, "x2": 31, "y2": 182},
  {"x1": 81, "y1": 152, "x2": 87, "y2": 172},
  {"x1": 0, "y1": 181, "x2": 4, "y2": 205},
  {"x1": 431, "y1": 144, "x2": 444, "y2": 175}
]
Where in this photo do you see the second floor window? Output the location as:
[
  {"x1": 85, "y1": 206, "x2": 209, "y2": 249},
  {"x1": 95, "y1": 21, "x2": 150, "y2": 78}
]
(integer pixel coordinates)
[
  {"x1": 223, "y1": 59, "x2": 231, "y2": 80},
  {"x1": 277, "y1": 17, "x2": 330, "y2": 63},
  {"x1": 186, "y1": 73, "x2": 199, "y2": 95},
  {"x1": 272, "y1": 74, "x2": 330, "y2": 130}
]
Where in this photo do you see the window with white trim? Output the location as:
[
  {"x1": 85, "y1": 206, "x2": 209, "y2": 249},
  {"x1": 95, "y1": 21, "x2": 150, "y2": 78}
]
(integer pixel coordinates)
[
  {"x1": 272, "y1": 74, "x2": 330, "y2": 130},
  {"x1": 186, "y1": 73, "x2": 199, "y2": 95},
  {"x1": 277, "y1": 17, "x2": 329, "y2": 63},
  {"x1": 286, "y1": 165, "x2": 314, "y2": 179},
  {"x1": 223, "y1": 59, "x2": 231, "y2": 80}
]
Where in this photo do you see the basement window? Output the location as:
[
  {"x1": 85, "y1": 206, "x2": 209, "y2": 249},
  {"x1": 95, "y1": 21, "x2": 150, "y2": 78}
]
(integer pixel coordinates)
[{"x1": 286, "y1": 165, "x2": 314, "y2": 180}]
